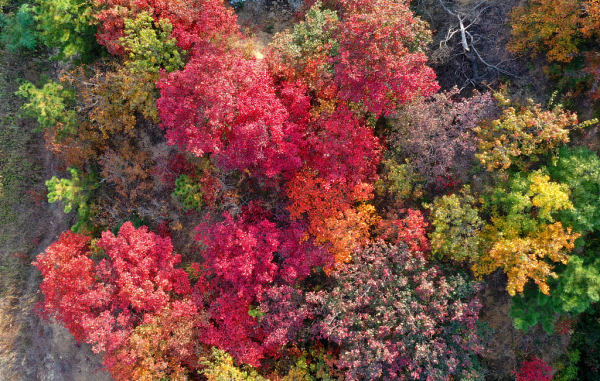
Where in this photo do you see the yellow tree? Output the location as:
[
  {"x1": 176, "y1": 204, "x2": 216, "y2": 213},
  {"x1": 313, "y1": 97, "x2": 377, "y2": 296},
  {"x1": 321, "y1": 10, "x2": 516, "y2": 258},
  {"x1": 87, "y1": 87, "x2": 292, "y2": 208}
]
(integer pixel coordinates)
[
  {"x1": 509, "y1": 0, "x2": 585, "y2": 62},
  {"x1": 475, "y1": 93, "x2": 578, "y2": 172},
  {"x1": 473, "y1": 170, "x2": 580, "y2": 295}
]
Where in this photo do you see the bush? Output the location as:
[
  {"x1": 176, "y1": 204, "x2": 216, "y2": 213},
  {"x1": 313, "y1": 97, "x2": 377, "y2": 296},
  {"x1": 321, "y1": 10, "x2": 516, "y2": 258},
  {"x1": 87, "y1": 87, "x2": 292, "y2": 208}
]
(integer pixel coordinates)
[{"x1": 173, "y1": 174, "x2": 204, "y2": 211}]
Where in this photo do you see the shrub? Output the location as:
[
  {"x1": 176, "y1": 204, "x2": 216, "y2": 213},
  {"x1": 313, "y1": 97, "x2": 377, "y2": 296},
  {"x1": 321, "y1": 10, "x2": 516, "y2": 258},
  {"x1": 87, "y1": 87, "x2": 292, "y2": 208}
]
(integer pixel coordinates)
[
  {"x1": 173, "y1": 174, "x2": 204, "y2": 211},
  {"x1": 427, "y1": 186, "x2": 484, "y2": 262},
  {"x1": 475, "y1": 93, "x2": 577, "y2": 172}
]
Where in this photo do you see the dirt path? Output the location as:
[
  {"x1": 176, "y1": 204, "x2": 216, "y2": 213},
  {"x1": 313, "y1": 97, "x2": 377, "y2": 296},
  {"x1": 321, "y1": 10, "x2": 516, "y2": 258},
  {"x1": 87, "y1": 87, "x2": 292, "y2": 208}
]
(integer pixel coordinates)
[
  {"x1": 0, "y1": 51, "x2": 111, "y2": 380},
  {"x1": 16, "y1": 147, "x2": 111, "y2": 381}
]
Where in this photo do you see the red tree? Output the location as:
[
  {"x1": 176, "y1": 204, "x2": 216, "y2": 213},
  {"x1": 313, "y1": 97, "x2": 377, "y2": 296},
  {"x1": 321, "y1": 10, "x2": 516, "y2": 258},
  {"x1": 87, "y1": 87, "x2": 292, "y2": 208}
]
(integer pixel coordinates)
[
  {"x1": 194, "y1": 206, "x2": 329, "y2": 366},
  {"x1": 332, "y1": 0, "x2": 439, "y2": 116},
  {"x1": 270, "y1": 0, "x2": 439, "y2": 116},
  {"x1": 157, "y1": 51, "x2": 308, "y2": 178},
  {"x1": 93, "y1": 0, "x2": 239, "y2": 55},
  {"x1": 515, "y1": 357, "x2": 553, "y2": 381},
  {"x1": 33, "y1": 223, "x2": 195, "y2": 379},
  {"x1": 33, "y1": 232, "x2": 99, "y2": 342},
  {"x1": 303, "y1": 105, "x2": 381, "y2": 184}
]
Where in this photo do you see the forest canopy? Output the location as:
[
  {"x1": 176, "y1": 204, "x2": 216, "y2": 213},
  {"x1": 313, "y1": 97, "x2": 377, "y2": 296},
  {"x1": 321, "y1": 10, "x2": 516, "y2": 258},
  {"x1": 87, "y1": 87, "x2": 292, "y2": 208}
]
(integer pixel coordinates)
[{"x1": 1, "y1": 0, "x2": 600, "y2": 379}]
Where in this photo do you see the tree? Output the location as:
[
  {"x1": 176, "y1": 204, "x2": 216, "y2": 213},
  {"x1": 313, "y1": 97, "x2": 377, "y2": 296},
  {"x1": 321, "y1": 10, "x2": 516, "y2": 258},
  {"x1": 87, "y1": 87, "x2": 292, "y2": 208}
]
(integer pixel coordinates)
[
  {"x1": 33, "y1": 223, "x2": 195, "y2": 380},
  {"x1": 376, "y1": 209, "x2": 430, "y2": 255},
  {"x1": 312, "y1": 242, "x2": 485, "y2": 380},
  {"x1": 286, "y1": 169, "x2": 378, "y2": 265},
  {"x1": 509, "y1": 0, "x2": 584, "y2": 63},
  {"x1": 332, "y1": 0, "x2": 439, "y2": 116},
  {"x1": 46, "y1": 167, "x2": 94, "y2": 232},
  {"x1": 510, "y1": 253, "x2": 600, "y2": 333},
  {"x1": 548, "y1": 146, "x2": 600, "y2": 237},
  {"x1": 302, "y1": 105, "x2": 381, "y2": 184},
  {"x1": 268, "y1": 1, "x2": 340, "y2": 100},
  {"x1": 32, "y1": 231, "x2": 97, "y2": 342},
  {"x1": 475, "y1": 93, "x2": 578, "y2": 172},
  {"x1": 108, "y1": 299, "x2": 203, "y2": 381},
  {"x1": 119, "y1": 11, "x2": 183, "y2": 74},
  {"x1": 375, "y1": 159, "x2": 424, "y2": 204},
  {"x1": 515, "y1": 357, "x2": 552, "y2": 381},
  {"x1": 427, "y1": 186, "x2": 484, "y2": 262},
  {"x1": 157, "y1": 50, "x2": 306, "y2": 178},
  {"x1": 269, "y1": 0, "x2": 439, "y2": 117},
  {"x1": 473, "y1": 170, "x2": 580, "y2": 295},
  {"x1": 201, "y1": 348, "x2": 268, "y2": 381},
  {"x1": 99, "y1": 144, "x2": 154, "y2": 203},
  {"x1": 0, "y1": 4, "x2": 37, "y2": 51},
  {"x1": 509, "y1": 281, "x2": 564, "y2": 333},
  {"x1": 33, "y1": 0, "x2": 98, "y2": 58},
  {"x1": 389, "y1": 89, "x2": 496, "y2": 186},
  {"x1": 509, "y1": 0, "x2": 600, "y2": 63},
  {"x1": 16, "y1": 79, "x2": 77, "y2": 133},
  {"x1": 195, "y1": 207, "x2": 328, "y2": 366},
  {"x1": 92, "y1": 0, "x2": 239, "y2": 55},
  {"x1": 173, "y1": 174, "x2": 204, "y2": 211}
]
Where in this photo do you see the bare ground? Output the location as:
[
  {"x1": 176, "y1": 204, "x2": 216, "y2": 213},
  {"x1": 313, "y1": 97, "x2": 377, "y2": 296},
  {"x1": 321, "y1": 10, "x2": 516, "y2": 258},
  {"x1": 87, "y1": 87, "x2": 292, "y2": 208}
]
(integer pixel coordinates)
[{"x1": 0, "y1": 50, "x2": 110, "y2": 380}]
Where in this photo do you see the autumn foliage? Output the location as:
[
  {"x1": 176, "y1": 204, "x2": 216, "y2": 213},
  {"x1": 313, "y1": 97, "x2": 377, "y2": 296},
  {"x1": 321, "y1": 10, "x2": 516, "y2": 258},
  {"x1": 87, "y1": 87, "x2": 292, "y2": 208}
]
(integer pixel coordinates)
[
  {"x1": 515, "y1": 357, "x2": 553, "y2": 381},
  {"x1": 509, "y1": 0, "x2": 600, "y2": 62},
  {"x1": 474, "y1": 170, "x2": 580, "y2": 295},
  {"x1": 475, "y1": 93, "x2": 578, "y2": 172},
  {"x1": 28, "y1": 0, "x2": 600, "y2": 378},
  {"x1": 270, "y1": 0, "x2": 439, "y2": 116},
  {"x1": 92, "y1": 0, "x2": 239, "y2": 55},
  {"x1": 33, "y1": 223, "x2": 197, "y2": 379},
  {"x1": 195, "y1": 207, "x2": 328, "y2": 366},
  {"x1": 312, "y1": 242, "x2": 484, "y2": 380},
  {"x1": 157, "y1": 51, "x2": 306, "y2": 177}
]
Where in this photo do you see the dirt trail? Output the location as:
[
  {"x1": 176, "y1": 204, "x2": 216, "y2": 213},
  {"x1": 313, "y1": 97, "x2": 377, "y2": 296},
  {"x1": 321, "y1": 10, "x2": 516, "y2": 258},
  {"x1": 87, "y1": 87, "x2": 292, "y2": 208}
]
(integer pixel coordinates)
[
  {"x1": 16, "y1": 147, "x2": 111, "y2": 381},
  {"x1": 0, "y1": 53, "x2": 111, "y2": 380}
]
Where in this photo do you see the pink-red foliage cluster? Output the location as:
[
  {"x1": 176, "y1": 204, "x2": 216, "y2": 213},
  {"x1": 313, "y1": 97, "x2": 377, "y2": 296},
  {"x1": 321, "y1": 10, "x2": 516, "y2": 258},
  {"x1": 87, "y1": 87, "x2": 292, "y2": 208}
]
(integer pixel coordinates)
[
  {"x1": 311, "y1": 242, "x2": 484, "y2": 380},
  {"x1": 194, "y1": 206, "x2": 329, "y2": 366},
  {"x1": 33, "y1": 223, "x2": 195, "y2": 378},
  {"x1": 515, "y1": 357, "x2": 553, "y2": 381},
  {"x1": 332, "y1": 0, "x2": 439, "y2": 116},
  {"x1": 157, "y1": 52, "x2": 307, "y2": 178},
  {"x1": 376, "y1": 209, "x2": 430, "y2": 255}
]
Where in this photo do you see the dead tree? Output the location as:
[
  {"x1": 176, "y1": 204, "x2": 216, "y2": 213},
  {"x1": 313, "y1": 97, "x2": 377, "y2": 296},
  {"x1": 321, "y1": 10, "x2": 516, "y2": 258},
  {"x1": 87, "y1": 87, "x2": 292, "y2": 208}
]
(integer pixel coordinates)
[{"x1": 415, "y1": 0, "x2": 519, "y2": 89}]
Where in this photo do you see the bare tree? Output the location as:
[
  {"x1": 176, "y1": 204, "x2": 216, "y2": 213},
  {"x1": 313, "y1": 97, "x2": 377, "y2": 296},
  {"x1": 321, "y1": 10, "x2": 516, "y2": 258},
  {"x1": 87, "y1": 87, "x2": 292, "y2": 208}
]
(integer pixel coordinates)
[{"x1": 415, "y1": 0, "x2": 520, "y2": 89}]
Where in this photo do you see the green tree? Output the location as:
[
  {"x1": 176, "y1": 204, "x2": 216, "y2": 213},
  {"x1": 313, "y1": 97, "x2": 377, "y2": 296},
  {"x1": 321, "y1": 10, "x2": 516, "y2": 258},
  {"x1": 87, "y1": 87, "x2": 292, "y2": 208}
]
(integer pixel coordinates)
[
  {"x1": 16, "y1": 79, "x2": 76, "y2": 134},
  {"x1": 549, "y1": 146, "x2": 600, "y2": 238},
  {"x1": 510, "y1": 254, "x2": 600, "y2": 331},
  {"x1": 46, "y1": 167, "x2": 94, "y2": 232},
  {"x1": 0, "y1": 3, "x2": 37, "y2": 51},
  {"x1": 173, "y1": 174, "x2": 204, "y2": 211},
  {"x1": 32, "y1": 0, "x2": 98, "y2": 59},
  {"x1": 120, "y1": 11, "x2": 183, "y2": 74},
  {"x1": 269, "y1": 1, "x2": 340, "y2": 98}
]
